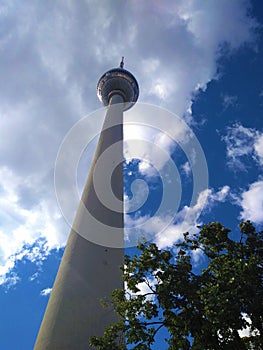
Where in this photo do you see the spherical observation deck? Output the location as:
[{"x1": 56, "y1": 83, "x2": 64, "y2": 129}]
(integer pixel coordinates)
[{"x1": 97, "y1": 59, "x2": 139, "y2": 111}]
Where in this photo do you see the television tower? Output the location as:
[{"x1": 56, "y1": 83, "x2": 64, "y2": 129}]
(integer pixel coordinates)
[{"x1": 34, "y1": 58, "x2": 139, "y2": 349}]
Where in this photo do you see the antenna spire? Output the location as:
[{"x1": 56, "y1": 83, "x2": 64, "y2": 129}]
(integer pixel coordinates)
[{"x1": 120, "y1": 56, "x2": 124, "y2": 69}]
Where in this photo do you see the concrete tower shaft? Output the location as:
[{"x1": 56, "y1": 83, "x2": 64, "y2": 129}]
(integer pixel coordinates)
[{"x1": 34, "y1": 62, "x2": 139, "y2": 349}]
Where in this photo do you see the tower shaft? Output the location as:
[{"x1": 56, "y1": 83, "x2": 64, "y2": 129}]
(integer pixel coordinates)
[{"x1": 34, "y1": 94, "x2": 124, "y2": 350}]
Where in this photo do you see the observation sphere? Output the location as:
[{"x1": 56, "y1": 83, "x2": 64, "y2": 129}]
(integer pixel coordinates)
[{"x1": 97, "y1": 67, "x2": 139, "y2": 111}]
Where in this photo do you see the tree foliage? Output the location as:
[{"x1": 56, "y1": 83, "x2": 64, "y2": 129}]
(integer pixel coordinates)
[{"x1": 90, "y1": 221, "x2": 263, "y2": 349}]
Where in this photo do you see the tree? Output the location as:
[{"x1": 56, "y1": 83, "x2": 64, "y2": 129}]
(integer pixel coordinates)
[{"x1": 90, "y1": 221, "x2": 263, "y2": 349}]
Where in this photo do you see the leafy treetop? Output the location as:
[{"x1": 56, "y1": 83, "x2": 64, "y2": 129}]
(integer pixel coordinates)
[{"x1": 90, "y1": 221, "x2": 263, "y2": 349}]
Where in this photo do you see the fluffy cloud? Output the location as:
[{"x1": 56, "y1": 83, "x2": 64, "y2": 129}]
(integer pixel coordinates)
[
  {"x1": 155, "y1": 186, "x2": 230, "y2": 248},
  {"x1": 0, "y1": 1, "x2": 258, "y2": 283},
  {"x1": 40, "y1": 287, "x2": 52, "y2": 296},
  {"x1": 240, "y1": 180, "x2": 263, "y2": 224},
  {"x1": 0, "y1": 166, "x2": 66, "y2": 285},
  {"x1": 222, "y1": 123, "x2": 263, "y2": 170},
  {"x1": 125, "y1": 186, "x2": 230, "y2": 249},
  {"x1": 124, "y1": 112, "x2": 186, "y2": 179},
  {"x1": 254, "y1": 134, "x2": 263, "y2": 164}
]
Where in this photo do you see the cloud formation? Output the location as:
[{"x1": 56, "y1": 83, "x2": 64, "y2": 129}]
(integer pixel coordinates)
[
  {"x1": 240, "y1": 180, "x2": 263, "y2": 224},
  {"x1": 222, "y1": 123, "x2": 263, "y2": 170},
  {"x1": 125, "y1": 186, "x2": 230, "y2": 249},
  {"x1": 40, "y1": 287, "x2": 52, "y2": 296},
  {"x1": 0, "y1": 167, "x2": 66, "y2": 285}
]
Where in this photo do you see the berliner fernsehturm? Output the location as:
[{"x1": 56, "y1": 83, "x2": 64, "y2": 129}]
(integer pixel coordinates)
[{"x1": 34, "y1": 58, "x2": 139, "y2": 349}]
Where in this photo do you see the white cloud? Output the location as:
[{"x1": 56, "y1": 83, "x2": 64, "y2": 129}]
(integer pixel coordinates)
[
  {"x1": 191, "y1": 248, "x2": 204, "y2": 265},
  {"x1": 125, "y1": 186, "x2": 230, "y2": 249},
  {"x1": 222, "y1": 123, "x2": 263, "y2": 170},
  {"x1": 254, "y1": 134, "x2": 263, "y2": 164},
  {"x1": 124, "y1": 102, "x2": 208, "y2": 194},
  {"x1": 0, "y1": 272, "x2": 20, "y2": 290},
  {"x1": 211, "y1": 185, "x2": 230, "y2": 202},
  {"x1": 138, "y1": 160, "x2": 158, "y2": 178},
  {"x1": 240, "y1": 180, "x2": 263, "y2": 224},
  {"x1": 177, "y1": 1, "x2": 256, "y2": 49},
  {"x1": 40, "y1": 287, "x2": 52, "y2": 296},
  {"x1": 136, "y1": 0, "x2": 257, "y2": 116},
  {"x1": 155, "y1": 186, "x2": 230, "y2": 248},
  {"x1": 181, "y1": 161, "x2": 191, "y2": 177},
  {"x1": 0, "y1": 166, "x2": 66, "y2": 285},
  {"x1": 29, "y1": 272, "x2": 39, "y2": 282},
  {"x1": 124, "y1": 117, "x2": 181, "y2": 178}
]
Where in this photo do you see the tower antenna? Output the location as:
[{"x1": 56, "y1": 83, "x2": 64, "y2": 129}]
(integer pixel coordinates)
[{"x1": 120, "y1": 56, "x2": 124, "y2": 69}]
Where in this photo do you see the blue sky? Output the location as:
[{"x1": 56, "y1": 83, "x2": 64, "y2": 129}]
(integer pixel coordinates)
[{"x1": 0, "y1": 1, "x2": 262, "y2": 349}]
